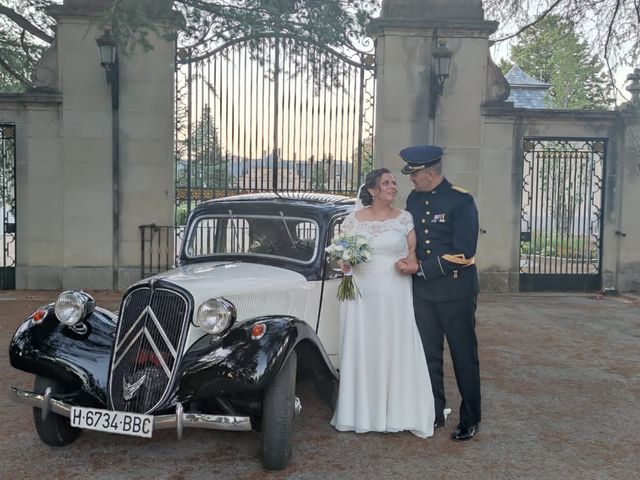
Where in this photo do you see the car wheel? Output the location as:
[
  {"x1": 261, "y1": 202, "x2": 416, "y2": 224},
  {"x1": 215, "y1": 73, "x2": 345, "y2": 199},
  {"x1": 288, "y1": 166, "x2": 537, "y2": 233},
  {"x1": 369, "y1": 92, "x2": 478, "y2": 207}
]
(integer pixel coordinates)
[
  {"x1": 261, "y1": 350, "x2": 297, "y2": 470},
  {"x1": 32, "y1": 376, "x2": 81, "y2": 446}
]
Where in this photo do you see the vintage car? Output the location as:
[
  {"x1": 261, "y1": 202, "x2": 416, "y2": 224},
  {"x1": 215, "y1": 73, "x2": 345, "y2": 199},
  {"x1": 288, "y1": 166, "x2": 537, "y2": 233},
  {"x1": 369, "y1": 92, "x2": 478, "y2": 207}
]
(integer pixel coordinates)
[{"x1": 9, "y1": 192, "x2": 355, "y2": 470}]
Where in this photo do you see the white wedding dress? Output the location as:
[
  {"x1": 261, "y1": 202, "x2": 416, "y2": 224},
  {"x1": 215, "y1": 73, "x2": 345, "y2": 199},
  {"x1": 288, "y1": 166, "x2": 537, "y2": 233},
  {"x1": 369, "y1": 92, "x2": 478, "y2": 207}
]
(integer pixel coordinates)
[{"x1": 330, "y1": 210, "x2": 435, "y2": 438}]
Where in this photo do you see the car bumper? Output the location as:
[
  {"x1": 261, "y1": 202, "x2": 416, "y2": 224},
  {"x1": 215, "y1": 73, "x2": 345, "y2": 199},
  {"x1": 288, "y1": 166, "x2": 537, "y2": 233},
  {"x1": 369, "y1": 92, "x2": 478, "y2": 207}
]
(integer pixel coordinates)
[{"x1": 8, "y1": 387, "x2": 252, "y2": 435}]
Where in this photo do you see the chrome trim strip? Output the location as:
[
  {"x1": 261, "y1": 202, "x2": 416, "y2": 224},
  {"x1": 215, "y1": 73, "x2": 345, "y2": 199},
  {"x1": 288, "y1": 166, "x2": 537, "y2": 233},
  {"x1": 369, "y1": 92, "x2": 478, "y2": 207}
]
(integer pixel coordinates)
[
  {"x1": 8, "y1": 387, "x2": 252, "y2": 432},
  {"x1": 113, "y1": 326, "x2": 145, "y2": 370},
  {"x1": 176, "y1": 402, "x2": 184, "y2": 439},
  {"x1": 42, "y1": 387, "x2": 52, "y2": 420},
  {"x1": 146, "y1": 307, "x2": 179, "y2": 358},
  {"x1": 143, "y1": 328, "x2": 172, "y2": 378},
  {"x1": 114, "y1": 296, "x2": 150, "y2": 352},
  {"x1": 113, "y1": 316, "x2": 172, "y2": 378}
]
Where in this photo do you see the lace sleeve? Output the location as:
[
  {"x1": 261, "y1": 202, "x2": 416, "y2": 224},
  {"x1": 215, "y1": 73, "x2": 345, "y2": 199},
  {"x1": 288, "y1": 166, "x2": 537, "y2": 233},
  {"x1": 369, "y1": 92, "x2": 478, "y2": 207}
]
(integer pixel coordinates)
[
  {"x1": 340, "y1": 212, "x2": 357, "y2": 235},
  {"x1": 399, "y1": 210, "x2": 415, "y2": 235}
]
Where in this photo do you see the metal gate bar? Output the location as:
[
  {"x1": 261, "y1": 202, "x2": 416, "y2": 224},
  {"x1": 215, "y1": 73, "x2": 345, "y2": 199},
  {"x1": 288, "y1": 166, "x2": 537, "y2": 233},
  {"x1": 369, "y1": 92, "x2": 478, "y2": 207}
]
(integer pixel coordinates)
[
  {"x1": 520, "y1": 137, "x2": 605, "y2": 292},
  {"x1": 0, "y1": 124, "x2": 16, "y2": 289},
  {"x1": 174, "y1": 34, "x2": 376, "y2": 221}
]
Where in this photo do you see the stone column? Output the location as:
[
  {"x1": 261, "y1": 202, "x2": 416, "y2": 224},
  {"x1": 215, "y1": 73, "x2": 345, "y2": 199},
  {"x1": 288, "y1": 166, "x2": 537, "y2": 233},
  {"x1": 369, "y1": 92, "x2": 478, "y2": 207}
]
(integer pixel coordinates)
[
  {"x1": 371, "y1": 0, "x2": 498, "y2": 200},
  {"x1": 615, "y1": 72, "x2": 640, "y2": 292},
  {"x1": 20, "y1": 0, "x2": 177, "y2": 290}
]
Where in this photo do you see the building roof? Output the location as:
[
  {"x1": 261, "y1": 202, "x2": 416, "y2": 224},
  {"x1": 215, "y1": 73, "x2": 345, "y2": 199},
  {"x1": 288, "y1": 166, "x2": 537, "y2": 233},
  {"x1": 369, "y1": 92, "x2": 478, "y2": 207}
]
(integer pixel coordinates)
[
  {"x1": 505, "y1": 64, "x2": 552, "y2": 109},
  {"x1": 504, "y1": 65, "x2": 551, "y2": 88}
]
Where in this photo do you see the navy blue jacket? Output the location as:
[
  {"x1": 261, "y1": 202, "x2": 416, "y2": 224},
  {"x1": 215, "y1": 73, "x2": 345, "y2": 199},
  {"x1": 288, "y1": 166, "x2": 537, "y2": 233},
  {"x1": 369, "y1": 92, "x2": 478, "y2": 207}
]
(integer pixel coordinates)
[{"x1": 406, "y1": 177, "x2": 479, "y2": 301}]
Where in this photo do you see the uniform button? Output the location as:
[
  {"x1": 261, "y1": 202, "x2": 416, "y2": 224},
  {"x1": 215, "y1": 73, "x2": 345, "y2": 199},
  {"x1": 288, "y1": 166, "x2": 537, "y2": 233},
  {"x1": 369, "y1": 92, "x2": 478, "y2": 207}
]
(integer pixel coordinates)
[
  {"x1": 432, "y1": 190, "x2": 436, "y2": 195},
  {"x1": 421, "y1": 219, "x2": 426, "y2": 224},
  {"x1": 426, "y1": 240, "x2": 431, "y2": 244},
  {"x1": 426, "y1": 211, "x2": 431, "y2": 215},
  {"x1": 424, "y1": 229, "x2": 429, "y2": 234},
  {"x1": 426, "y1": 249, "x2": 431, "y2": 254},
  {"x1": 424, "y1": 200, "x2": 429, "y2": 205}
]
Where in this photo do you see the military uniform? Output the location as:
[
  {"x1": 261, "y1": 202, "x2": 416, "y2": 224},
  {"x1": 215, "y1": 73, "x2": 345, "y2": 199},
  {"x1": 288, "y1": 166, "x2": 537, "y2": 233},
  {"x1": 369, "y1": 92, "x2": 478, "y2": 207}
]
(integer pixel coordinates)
[{"x1": 401, "y1": 145, "x2": 481, "y2": 436}]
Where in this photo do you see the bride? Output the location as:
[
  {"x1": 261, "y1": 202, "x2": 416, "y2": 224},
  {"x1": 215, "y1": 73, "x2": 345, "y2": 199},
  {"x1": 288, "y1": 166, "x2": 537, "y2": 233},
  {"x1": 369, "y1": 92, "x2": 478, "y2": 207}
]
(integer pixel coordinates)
[{"x1": 330, "y1": 168, "x2": 435, "y2": 437}]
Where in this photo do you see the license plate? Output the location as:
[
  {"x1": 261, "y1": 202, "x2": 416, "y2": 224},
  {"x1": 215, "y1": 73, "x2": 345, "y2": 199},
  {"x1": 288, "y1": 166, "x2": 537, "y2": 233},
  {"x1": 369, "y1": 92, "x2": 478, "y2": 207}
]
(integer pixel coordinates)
[{"x1": 70, "y1": 406, "x2": 154, "y2": 438}]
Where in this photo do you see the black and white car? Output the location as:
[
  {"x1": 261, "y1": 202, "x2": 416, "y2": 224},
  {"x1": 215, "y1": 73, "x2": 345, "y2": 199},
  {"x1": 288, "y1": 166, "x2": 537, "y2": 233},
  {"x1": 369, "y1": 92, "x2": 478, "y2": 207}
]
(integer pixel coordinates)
[{"x1": 9, "y1": 192, "x2": 354, "y2": 470}]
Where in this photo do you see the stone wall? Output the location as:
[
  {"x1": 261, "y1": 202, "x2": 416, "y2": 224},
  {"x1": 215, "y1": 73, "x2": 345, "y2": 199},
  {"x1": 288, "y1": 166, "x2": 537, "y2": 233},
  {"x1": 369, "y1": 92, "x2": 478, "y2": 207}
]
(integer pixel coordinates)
[
  {"x1": 0, "y1": 94, "x2": 63, "y2": 289},
  {"x1": 1, "y1": 0, "x2": 638, "y2": 293},
  {"x1": 373, "y1": 0, "x2": 640, "y2": 293},
  {"x1": 0, "y1": 0, "x2": 176, "y2": 290}
]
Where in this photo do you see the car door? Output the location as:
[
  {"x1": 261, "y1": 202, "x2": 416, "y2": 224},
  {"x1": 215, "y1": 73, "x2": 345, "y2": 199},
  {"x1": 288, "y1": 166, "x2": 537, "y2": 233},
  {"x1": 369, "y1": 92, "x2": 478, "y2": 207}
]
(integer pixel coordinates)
[{"x1": 314, "y1": 214, "x2": 347, "y2": 367}]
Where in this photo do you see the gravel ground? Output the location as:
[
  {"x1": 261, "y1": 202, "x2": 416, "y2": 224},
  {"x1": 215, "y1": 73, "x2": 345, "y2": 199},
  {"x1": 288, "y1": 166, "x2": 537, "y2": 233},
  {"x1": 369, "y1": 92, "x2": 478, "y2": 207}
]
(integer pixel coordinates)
[{"x1": 1, "y1": 290, "x2": 639, "y2": 480}]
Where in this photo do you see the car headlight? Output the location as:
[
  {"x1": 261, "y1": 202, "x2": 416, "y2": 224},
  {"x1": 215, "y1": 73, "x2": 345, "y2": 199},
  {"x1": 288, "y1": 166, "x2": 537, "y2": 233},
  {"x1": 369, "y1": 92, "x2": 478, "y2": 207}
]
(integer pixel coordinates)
[
  {"x1": 54, "y1": 290, "x2": 95, "y2": 326},
  {"x1": 196, "y1": 298, "x2": 236, "y2": 335}
]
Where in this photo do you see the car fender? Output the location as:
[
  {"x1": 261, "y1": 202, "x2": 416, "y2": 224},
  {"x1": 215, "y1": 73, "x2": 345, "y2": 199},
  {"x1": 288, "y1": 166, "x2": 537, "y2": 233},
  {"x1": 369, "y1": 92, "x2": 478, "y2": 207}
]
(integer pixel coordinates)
[
  {"x1": 175, "y1": 316, "x2": 338, "y2": 404},
  {"x1": 9, "y1": 305, "x2": 117, "y2": 407}
]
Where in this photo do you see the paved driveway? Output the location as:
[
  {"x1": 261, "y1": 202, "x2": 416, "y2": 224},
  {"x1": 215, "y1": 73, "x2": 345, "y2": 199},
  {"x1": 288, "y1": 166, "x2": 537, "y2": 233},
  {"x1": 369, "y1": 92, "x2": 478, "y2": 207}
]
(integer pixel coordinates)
[{"x1": 1, "y1": 291, "x2": 638, "y2": 480}]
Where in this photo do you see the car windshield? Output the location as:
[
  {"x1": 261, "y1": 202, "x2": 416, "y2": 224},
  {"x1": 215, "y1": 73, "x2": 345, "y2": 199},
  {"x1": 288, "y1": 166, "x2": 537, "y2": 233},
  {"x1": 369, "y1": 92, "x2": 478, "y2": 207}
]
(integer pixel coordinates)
[{"x1": 185, "y1": 213, "x2": 319, "y2": 263}]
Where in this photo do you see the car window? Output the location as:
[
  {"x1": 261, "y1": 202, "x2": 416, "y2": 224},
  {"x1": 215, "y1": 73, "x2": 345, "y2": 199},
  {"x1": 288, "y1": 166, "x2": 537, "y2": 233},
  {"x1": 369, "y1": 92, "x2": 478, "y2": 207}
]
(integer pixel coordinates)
[
  {"x1": 324, "y1": 215, "x2": 347, "y2": 278},
  {"x1": 185, "y1": 214, "x2": 319, "y2": 263},
  {"x1": 330, "y1": 215, "x2": 346, "y2": 242}
]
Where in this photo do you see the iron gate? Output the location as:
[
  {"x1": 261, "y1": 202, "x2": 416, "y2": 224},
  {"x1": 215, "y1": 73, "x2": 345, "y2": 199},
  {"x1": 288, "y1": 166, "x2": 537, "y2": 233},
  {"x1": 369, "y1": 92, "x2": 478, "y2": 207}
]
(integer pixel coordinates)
[
  {"x1": 140, "y1": 34, "x2": 377, "y2": 277},
  {"x1": 174, "y1": 34, "x2": 376, "y2": 224},
  {"x1": 519, "y1": 137, "x2": 606, "y2": 292},
  {"x1": 0, "y1": 124, "x2": 16, "y2": 289}
]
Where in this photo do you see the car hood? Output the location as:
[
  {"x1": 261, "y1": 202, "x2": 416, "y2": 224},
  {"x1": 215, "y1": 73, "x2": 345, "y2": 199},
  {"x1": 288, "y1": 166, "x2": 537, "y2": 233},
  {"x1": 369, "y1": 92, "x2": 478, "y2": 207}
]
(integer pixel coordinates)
[{"x1": 151, "y1": 261, "x2": 311, "y2": 324}]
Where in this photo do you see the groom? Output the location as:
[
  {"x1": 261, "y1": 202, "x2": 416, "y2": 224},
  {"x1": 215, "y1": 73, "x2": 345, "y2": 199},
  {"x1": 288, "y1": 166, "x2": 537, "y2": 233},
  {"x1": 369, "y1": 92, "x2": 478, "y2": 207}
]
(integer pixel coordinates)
[{"x1": 397, "y1": 144, "x2": 481, "y2": 441}]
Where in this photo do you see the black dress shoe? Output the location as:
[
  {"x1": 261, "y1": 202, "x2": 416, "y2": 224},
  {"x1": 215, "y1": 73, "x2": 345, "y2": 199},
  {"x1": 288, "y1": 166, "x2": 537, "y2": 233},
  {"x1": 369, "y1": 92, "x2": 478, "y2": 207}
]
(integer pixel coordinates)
[
  {"x1": 433, "y1": 417, "x2": 446, "y2": 429},
  {"x1": 451, "y1": 424, "x2": 476, "y2": 441}
]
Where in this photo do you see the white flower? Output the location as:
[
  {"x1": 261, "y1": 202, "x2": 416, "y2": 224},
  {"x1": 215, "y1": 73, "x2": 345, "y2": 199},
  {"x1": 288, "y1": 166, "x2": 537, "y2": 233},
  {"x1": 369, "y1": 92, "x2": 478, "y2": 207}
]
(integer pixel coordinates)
[{"x1": 326, "y1": 233, "x2": 372, "y2": 269}]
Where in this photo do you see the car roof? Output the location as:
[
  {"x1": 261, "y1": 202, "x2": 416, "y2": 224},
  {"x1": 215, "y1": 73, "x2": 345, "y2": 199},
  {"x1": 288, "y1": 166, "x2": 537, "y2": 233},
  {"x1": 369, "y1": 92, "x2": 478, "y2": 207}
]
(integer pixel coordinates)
[{"x1": 193, "y1": 192, "x2": 356, "y2": 210}]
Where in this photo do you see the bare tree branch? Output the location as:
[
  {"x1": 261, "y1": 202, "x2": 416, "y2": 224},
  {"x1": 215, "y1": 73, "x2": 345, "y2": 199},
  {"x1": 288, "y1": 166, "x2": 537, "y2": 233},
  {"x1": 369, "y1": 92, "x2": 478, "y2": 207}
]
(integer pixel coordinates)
[
  {"x1": 604, "y1": 0, "x2": 622, "y2": 60},
  {"x1": 20, "y1": 30, "x2": 36, "y2": 64},
  {"x1": 492, "y1": 0, "x2": 566, "y2": 43},
  {"x1": 0, "y1": 4, "x2": 53, "y2": 44}
]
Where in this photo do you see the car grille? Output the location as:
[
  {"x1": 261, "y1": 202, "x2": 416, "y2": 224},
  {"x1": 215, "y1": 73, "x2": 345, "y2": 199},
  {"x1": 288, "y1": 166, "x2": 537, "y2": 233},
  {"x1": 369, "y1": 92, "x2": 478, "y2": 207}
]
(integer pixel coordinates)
[{"x1": 109, "y1": 284, "x2": 190, "y2": 413}]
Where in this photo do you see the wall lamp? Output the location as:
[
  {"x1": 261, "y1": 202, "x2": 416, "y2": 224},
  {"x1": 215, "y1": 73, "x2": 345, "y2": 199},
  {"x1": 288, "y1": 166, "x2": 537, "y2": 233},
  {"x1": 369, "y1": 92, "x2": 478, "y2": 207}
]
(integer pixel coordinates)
[
  {"x1": 96, "y1": 28, "x2": 121, "y2": 291},
  {"x1": 96, "y1": 28, "x2": 119, "y2": 108},
  {"x1": 429, "y1": 40, "x2": 453, "y2": 118}
]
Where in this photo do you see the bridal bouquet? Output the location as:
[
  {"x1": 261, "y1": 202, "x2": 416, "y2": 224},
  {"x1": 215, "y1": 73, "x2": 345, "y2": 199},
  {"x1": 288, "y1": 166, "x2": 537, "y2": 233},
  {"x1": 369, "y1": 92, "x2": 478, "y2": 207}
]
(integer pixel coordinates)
[{"x1": 325, "y1": 233, "x2": 372, "y2": 300}]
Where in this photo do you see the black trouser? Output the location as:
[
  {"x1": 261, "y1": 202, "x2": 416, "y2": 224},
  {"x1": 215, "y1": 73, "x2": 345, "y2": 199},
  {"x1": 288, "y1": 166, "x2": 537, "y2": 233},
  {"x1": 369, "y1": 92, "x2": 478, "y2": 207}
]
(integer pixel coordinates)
[{"x1": 413, "y1": 295, "x2": 481, "y2": 428}]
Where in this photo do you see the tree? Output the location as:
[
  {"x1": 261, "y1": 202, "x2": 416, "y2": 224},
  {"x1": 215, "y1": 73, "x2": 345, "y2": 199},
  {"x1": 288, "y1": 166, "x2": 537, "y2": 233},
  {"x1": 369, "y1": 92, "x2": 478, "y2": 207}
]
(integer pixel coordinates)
[
  {"x1": 0, "y1": 0, "x2": 379, "y2": 92},
  {"x1": 484, "y1": 0, "x2": 640, "y2": 100},
  {"x1": 310, "y1": 153, "x2": 332, "y2": 191},
  {"x1": 177, "y1": 104, "x2": 234, "y2": 191},
  {"x1": 508, "y1": 15, "x2": 612, "y2": 109},
  {"x1": 2, "y1": 1, "x2": 637, "y2": 94},
  {"x1": 0, "y1": 1, "x2": 51, "y2": 92}
]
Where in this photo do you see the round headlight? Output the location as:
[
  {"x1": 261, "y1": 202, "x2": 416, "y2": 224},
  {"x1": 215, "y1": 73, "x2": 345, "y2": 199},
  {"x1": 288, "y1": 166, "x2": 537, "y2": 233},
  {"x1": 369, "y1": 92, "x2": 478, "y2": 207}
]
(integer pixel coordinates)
[
  {"x1": 196, "y1": 298, "x2": 236, "y2": 335},
  {"x1": 54, "y1": 290, "x2": 95, "y2": 326}
]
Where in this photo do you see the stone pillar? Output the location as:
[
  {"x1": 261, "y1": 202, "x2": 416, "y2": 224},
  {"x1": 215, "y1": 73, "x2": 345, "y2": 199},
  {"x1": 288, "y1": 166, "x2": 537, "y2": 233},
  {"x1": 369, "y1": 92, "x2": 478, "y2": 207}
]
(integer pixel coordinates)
[
  {"x1": 371, "y1": 0, "x2": 498, "y2": 200},
  {"x1": 18, "y1": 0, "x2": 176, "y2": 290},
  {"x1": 616, "y1": 72, "x2": 640, "y2": 292}
]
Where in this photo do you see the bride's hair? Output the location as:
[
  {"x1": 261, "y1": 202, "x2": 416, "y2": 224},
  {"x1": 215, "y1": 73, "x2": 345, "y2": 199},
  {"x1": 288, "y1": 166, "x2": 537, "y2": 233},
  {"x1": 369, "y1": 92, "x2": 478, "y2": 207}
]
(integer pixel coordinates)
[{"x1": 359, "y1": 167, "x2": 391, "y2": 206}]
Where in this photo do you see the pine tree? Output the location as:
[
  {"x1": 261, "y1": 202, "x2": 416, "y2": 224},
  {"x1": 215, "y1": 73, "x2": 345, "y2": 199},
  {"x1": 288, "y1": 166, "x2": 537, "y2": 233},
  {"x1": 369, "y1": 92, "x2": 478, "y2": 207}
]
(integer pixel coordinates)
[{"x1": 509, "y1": 15, "x2": 612, "y2": 110}]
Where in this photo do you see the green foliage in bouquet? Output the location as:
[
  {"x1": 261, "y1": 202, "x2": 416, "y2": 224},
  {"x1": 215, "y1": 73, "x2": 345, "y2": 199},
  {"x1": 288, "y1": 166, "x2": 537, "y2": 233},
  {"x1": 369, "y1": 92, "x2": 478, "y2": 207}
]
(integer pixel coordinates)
[{"x1": 325, "y1": 233, "x2": 372, "y2": 300}]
